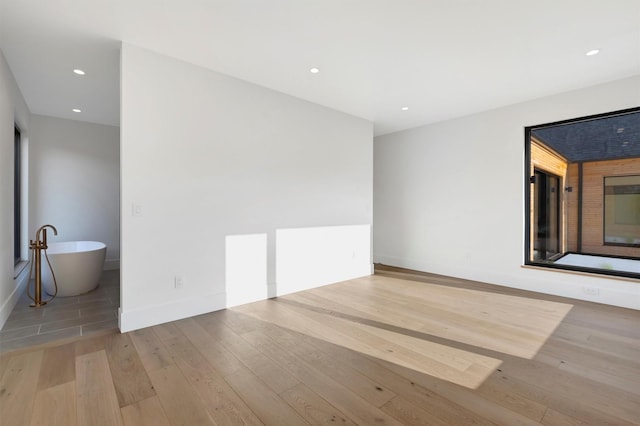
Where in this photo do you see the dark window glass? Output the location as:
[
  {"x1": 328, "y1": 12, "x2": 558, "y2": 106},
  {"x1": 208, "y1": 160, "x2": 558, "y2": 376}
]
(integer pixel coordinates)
[{"x1": 604, "y1": 175, "x2": 640, "y2": 247}]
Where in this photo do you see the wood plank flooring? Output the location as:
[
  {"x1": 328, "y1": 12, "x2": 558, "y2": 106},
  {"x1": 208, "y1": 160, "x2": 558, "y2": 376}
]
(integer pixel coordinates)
[{"x1": 0, "y1": 266, "x2": 638, "y2": 425}]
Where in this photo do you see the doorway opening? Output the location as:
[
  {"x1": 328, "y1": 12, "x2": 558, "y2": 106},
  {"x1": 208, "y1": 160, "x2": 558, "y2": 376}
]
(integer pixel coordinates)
[{"x1": 532, "y1": 169, "x2": 561, "y2": 261}]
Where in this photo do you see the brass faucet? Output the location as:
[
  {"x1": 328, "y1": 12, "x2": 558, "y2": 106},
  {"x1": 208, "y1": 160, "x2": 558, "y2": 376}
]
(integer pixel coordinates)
[
  {"x1": 35, "y1": 224, "x2": 57, "y2": 247},
  {"x1": 28, "y1": 224, "x2": 58, "y2": 307}
]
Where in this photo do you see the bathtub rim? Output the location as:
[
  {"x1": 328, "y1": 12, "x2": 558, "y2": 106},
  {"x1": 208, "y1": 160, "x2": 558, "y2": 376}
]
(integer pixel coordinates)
[{"x1": 44, "y1": 241, "x2": 107, "y2": 255}]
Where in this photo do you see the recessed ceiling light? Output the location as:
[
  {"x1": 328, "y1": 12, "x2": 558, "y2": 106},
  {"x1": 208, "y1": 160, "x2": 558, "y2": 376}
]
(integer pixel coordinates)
[
  {"x1": 401, "y1": 106, "x2": 409, "y2": 111},
  {"x1": 585, "y1": 49, "x2": 600, "y2": 56},
  {"x1": 309, "y1": 67, "x2": 320, "y2": 74},
  {"x1": 73, "y1": 69, "x2": 85, "y2": 75},
  {"x1": 72, "y1": 108, "x2": 81, "y2": 113}
]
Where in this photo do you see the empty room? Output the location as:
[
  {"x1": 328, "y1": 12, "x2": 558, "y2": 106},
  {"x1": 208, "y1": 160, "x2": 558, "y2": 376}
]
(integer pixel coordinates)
[{"x1": 1, "y1": 1, "x2": 639, "y2": 425}]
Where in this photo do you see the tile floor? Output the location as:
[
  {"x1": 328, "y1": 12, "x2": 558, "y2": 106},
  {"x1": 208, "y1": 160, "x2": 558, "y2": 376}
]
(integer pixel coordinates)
[{"x1": 0, "y1": 269, "x2": 120, "y2": 353}]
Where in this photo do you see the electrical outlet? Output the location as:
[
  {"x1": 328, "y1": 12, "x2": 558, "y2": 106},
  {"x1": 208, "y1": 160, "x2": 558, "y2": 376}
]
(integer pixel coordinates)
[
  {"x1": 175, "y1": 275, "x2": 185, "y2": 289},
  {"x1": 582, "y1": 286, "x2": 600, "y2": 296}
]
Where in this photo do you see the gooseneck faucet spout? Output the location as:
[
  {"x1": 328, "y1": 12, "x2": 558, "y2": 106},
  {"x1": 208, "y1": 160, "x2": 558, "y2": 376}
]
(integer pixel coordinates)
[{"x1": 35, "y1": 224, "x2": 58, "y2": 248}]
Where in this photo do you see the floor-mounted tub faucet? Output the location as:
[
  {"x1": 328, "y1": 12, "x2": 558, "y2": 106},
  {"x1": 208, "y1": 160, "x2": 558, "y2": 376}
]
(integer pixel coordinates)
[{"x1": 28, "y1": 224, "x2": 58, "y2": 307}]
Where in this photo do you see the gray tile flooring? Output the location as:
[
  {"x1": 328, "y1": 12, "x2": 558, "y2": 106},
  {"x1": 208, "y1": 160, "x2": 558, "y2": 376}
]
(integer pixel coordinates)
[{"x1": 0, "y1": 269, "x2": 120, "y2": 353}]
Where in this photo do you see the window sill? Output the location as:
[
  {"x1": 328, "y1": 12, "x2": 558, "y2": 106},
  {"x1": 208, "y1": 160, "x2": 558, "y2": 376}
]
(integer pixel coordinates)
[
  {"x1": 521, "y1": 264, "x2": 640, "y2": 283},
  {"x1": 14, "y1": 261, "x2": 29, "y2": 279}
]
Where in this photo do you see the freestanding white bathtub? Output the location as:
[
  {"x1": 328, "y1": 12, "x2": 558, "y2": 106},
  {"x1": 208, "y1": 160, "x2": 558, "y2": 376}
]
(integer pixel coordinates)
[{"x1": 41, "y1": 241, "x2": 107, "y2": 297}]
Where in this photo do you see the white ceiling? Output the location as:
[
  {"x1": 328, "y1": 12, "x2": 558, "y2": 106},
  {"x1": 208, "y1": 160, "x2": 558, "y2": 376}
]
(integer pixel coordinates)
[{"x1": 1, "y1": 0, "x2": 639, "y2": 135}]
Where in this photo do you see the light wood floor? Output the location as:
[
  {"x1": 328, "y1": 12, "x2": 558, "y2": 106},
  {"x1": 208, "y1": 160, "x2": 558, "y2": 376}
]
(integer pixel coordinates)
[{"x1": 1, "y1": 266, "x2": 638, "y2": 425}]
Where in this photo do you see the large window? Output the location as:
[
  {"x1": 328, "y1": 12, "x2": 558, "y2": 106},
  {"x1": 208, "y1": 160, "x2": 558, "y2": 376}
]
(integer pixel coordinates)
[
  {"x1": 14, "y1": 126, "x2": 21, "y2": 265},
  {"x1": 525, "y1": 108, "x2": 640, "y2": 278}
]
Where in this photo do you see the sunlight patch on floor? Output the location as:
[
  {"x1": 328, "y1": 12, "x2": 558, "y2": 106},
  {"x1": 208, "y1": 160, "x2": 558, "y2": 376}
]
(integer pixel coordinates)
[{"x1": 231, "y1": 274, "x2": 574, "y2": 389}]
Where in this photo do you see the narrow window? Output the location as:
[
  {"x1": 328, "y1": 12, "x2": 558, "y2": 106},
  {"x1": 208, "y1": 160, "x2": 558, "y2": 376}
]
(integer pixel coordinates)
[
  {"x1": 604, "y1": 175, "x2": 640, "y2": 247},
  {"x1": 525, "y1": 108, "x2": 640, "y2": 278},
  {"x1": 14, "y1": 126, "x2": 21, "y2": 265}
]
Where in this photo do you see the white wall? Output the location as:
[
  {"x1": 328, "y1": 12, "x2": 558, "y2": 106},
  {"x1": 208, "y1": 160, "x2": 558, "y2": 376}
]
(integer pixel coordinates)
[
  {"x1": 374, "y1": 75, "x2": 640, "y2": 310},
  {"x1": 120, "y1": 44, "x2": 373, "y2": 331},
  {"x1": 29, "y1": 115, "x2": 120, "y2": 268},
  {"x1": 0, "y1": 51, "x2": 31, "y2": 328}
]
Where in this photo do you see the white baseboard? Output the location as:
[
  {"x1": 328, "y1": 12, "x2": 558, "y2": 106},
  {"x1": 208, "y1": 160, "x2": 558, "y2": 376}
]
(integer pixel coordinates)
[
  {"x1": 118, "y1": 258, "x2": 374, "y2": 333},
  {"x1": 373, "y1": 254, "x2": 430, "y2": 273},
  {"x1": 276, "y1": 269, "x2": 372, "y2": 297},
  {"x1": 0, "y1": 266, "x2": 30, "y2": 330},
  {"x1": 119, "y1": 291, "x2": 226, "y2": 332},
  {"x1": 118, "y1": 266, "x2": 375, "y2": 333}
]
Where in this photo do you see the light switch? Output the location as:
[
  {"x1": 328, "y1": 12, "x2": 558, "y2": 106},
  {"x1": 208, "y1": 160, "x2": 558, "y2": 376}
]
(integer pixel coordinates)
[{"x1": 132, "y1": 204, "x2": 143, "y2": 217}]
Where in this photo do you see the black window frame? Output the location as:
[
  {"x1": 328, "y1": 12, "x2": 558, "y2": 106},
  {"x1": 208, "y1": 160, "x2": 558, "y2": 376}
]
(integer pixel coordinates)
[
  {"x1": 524, "y1": 107, "x2": 640, "y2": 280},
  {"x1": 14, "y1": 125, "x2": 21, "y2": 265}
]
